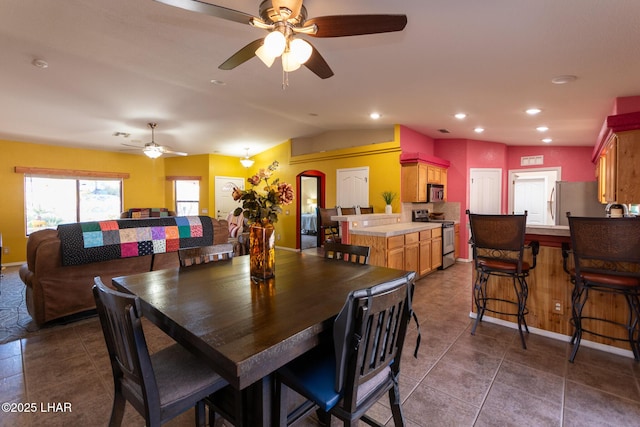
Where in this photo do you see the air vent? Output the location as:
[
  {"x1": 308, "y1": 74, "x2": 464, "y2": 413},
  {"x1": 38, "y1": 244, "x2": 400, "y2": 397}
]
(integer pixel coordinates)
[{"x1": 438, "y1": 129, "x2": 450, "y2": 134}]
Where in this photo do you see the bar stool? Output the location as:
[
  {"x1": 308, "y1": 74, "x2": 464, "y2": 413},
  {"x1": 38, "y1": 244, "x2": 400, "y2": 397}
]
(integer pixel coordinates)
[
  {"x1": 467, "y1": 210, "x2": 539, "y2": 349},
  {"x1": 566, "y1": 214, "x2": 640, "y2": 362}
]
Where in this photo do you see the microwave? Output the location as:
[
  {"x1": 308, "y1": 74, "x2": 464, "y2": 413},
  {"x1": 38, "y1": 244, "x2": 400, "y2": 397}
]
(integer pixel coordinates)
[{"x1": 427, "y1": 184, "x2": 445, "y2": 202}]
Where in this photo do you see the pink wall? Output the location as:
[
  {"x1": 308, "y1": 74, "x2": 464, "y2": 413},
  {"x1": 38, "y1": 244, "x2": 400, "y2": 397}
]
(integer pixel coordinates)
[
  {"x1": 506, "y1": 146, "x2": 596, "y2": 181},
  {"x1": 399, "y1": 125, "x2": 435, "y2": 154}
]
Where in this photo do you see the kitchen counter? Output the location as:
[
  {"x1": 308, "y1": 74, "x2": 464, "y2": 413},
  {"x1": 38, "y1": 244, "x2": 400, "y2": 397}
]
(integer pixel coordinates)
[
  {"x1": 525, "y1": 224, "x2": 570, "y2": 237},
  {"x1": 349, "y1": 222, "x2": 441, "y2": 237}
]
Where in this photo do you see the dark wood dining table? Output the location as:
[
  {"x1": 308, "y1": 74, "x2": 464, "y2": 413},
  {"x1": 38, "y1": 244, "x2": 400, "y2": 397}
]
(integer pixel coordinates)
[{"x1": 112, "y1": 249, "x2": 412, "y2": 426}]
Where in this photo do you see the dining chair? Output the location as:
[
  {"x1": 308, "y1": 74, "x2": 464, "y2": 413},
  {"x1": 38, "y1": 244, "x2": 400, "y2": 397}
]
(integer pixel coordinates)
[
  {"x1": 566, "y1": 214, "x2": 640, "y2": 362},
  {"x1": 323, "y1": 242, "x2": 370, "y2": 265},
  {"x1": 92, "y1": 277, "x2": 229, "y2": 427},
  {"x1": 338, "y1": 206, "x2": 356, "y2": 215},
  {"x1": 318, "y1": 207, "x2": 340, "y2": 244},
  {"x1": 178, "y1": 244, "x2": 234, "y2": 266},
  {"x1": 466, "y1": 210, "x2": 539, "y2": 349},
  {"x1": 274, "y1": 272, "x2": 417, "y2": 427},
  {"x1": 358, "y1": 206, "x2": 374, "y2": 214}
]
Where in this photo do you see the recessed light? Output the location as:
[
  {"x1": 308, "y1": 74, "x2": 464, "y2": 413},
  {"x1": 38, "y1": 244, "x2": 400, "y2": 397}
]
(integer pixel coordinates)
[
  {"x1": 536, "y1": 126, "x2": 549, "y2": 132},
  {"x1": 370, "y1": 112, "x2": 381, "y2": 120},
  {"x1": 542, "y1": 138, "x2": 552, "y2": 143},
  {"x1": 474, "y1": 127, "x2": 484, "y2": 133},
  {"x1": 32, "y1": 58, "x2": 49, "y2": 69},
  {"x1": 551, "y1": 75, "x2": 577, "y2": 84},
  {"x1": 210, "y1": 79, "x2": 226, "y2": 85},
  {"x1": 454, "y1": 113, "x2": 467, "y2": 120},
  {"x1": 526, "y1": 108, "x2": 542, "y2": 115}
]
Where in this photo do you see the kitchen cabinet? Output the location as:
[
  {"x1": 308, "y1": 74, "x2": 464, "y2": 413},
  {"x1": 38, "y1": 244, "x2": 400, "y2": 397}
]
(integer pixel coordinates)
[
  {"x1": 597, "y1": 130, "x2": 640, "y2": 204},
  {"x1": 401, "y1": 163, "x2": 448, "y2": 202},
  {"x1": 351, "y1": 225, "x2": 441, "y2": 277}
]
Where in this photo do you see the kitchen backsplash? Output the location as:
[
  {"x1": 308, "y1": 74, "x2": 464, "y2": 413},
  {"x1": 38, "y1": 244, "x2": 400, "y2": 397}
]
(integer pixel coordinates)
[{"x1": 400, "y1": 201, "x2": 461, "y2": 222}]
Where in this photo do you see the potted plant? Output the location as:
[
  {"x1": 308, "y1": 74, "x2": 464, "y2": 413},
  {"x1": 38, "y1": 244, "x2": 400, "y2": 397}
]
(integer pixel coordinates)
[{"x1": 381, "y1": 191, "x2": 397, "y2": 214}]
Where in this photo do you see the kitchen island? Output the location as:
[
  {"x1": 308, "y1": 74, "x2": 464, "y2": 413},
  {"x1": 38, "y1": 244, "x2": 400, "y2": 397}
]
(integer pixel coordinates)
[
  {"x1": 480, "y1": 224, "x2": 634, "y2": 357},
  {"x1": 349, "y1": 222, "x2": 443, "y2": 277}
]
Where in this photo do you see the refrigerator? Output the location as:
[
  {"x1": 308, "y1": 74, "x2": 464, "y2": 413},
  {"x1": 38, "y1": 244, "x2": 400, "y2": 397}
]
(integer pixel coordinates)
[{"x1": 553, "y1": 181, "x2": 605, "y2": 226}]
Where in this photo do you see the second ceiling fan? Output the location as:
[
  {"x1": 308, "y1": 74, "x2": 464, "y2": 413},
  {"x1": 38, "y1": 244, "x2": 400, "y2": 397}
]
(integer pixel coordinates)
[{"x1": 154, "y1": 0, "x2": 408, "y2": 79}]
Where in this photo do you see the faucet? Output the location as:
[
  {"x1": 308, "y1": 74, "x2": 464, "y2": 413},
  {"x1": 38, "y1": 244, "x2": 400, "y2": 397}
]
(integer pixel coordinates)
[{"x1": 605, "y1": 203, "x2": 629, "y2": 217}]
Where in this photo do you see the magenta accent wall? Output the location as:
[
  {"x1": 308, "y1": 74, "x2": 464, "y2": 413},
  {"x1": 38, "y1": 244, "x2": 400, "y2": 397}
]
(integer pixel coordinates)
[
  {"x1": 507, "y1": 146, "x2": 596, "y2": 181},
  {"x1": 399, "y1": 125, "x2": 435, "y2": 154}
]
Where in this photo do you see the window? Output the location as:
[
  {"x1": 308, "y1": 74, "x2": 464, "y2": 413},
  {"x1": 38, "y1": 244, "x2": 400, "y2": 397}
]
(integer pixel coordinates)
[
  {"x1": 175, "y1": 180, "x2": 199, "y2": 216},
  {"x1": 25, "y1": 176, "x2": 123, "y2": 234}
]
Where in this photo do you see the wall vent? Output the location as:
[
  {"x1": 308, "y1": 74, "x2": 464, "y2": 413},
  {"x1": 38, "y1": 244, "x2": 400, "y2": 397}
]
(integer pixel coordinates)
[{"x1": 520, "y1": 155, "x2": 543, "y2": 166}]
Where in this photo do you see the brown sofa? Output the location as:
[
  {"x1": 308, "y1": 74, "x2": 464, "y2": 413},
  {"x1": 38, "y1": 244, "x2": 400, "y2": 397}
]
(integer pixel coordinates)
[{"x1": 19, "y1": 216, "x2": 230, "y2": 327}]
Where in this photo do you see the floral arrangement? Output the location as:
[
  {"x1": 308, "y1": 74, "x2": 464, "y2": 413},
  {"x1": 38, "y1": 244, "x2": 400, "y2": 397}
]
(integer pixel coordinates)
[{"x1": 232, "y1": 161, "x2": 294, "y2": 225}]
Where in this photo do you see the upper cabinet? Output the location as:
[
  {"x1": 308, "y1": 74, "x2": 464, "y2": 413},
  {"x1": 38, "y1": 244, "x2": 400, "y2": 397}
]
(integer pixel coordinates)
[
  {"x1": 401, "y1": 162, "x2": 448, "y2": 202},
  {"x1": 597, "y1": 130, "x2": 640, "y2": 204}
]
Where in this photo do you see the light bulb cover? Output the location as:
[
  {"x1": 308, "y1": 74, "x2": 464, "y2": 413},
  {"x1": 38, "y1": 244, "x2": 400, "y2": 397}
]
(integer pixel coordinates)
[
  {"x1": 240, "y1": 158, "x2": 255, "y2": 168},
  {"x1": 255, "y1": 45, "x2": 276, "y2": 67},
  {"x1": 282, "y1": 51, "x2": 301, "y2": 72},
  {"x1": 263, "y1": 31, "x2": 286, "y2": 57},
  {"x1": 143, "y1": 146, "x2": 163, "y2": 159},
  {"x1": 289, "y1": 38, "x2": 312, "y2": 64}
]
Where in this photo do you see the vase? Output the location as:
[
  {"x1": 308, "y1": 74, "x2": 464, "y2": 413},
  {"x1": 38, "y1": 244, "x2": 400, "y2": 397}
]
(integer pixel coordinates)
[
  {"x1": 249, "y1": 222, "x2": 276, "y2": 281},
  {"x1": 385, "y1": 205, "x2": 393, "y2": 214}
]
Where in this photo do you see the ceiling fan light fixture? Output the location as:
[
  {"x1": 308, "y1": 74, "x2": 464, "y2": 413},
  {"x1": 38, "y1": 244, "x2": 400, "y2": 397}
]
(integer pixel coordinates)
[
  {"x1": 143, "y1": 146, "x2": 163, "y2": 159},
  {"x1": 282, "y1": 51, "x2": 301, "y2": 72},
  {"x1": 263, "y1": 30, "x2": 286, "y2": 57},
  {"x1": 289, "y1": 38, "x2": 312, "y2": 64},
  {"x1": 255, "y1": 45, "x2": 276, "y2": 67}
]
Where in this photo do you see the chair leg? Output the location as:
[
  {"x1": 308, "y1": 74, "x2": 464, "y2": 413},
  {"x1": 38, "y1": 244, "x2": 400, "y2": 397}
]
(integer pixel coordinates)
[
  {"x1": 388, "y1": 387, "x2": 406, "y2": 426},
  {"x1": 569, "y1": 286, "x2": 588, "y2": 363},
  {"x1": 514, "y1": 275, "x2": 529, "y2": 349},
  {"x1": 109, "y1": 391, "x2": 126, "y2": 427},
  {"x1": 471, "y1": 271, "x2": 488, "y2": 335},
  {"x1": 625, "y1": 294, "x2": 640, "y2": 361},
  {"x1": 195, "y1": 400, "x2": 206, "y2": 427}
]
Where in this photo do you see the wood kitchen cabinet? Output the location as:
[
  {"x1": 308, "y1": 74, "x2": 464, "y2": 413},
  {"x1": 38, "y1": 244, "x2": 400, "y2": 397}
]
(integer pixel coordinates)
[
  {"x1": 351, "y1": 226, "x2": 441, "y2": 277},
  {"x1": 597, "y1": 130, "x2": 640, "y2": 204},
  {"x1": 401, "y1": 163, "x2": 448, "y2": 202}
]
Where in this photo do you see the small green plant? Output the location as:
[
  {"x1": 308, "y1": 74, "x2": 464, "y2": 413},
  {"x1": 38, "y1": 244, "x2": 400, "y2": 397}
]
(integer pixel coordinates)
[{"x1": 381, "y1": 191, "x2": 397, "y2": 205}]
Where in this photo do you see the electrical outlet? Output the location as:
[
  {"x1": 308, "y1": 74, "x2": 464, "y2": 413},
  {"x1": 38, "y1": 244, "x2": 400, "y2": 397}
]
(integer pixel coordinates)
[
  {"x1": 552, "y1": 299, "x2": 563, "y2": 314},
  {"x1": 3, "y1": 247, "x2": 9, "y2": 254}
]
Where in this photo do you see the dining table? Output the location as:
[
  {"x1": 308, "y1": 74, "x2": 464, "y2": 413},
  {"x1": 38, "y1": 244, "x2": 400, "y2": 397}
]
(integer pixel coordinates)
[{"x1": 112, "y1": 249, "x2": 413, "y2": 426}]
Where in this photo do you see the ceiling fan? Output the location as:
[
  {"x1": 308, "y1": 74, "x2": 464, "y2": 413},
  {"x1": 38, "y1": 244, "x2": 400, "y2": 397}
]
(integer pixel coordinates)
[
  {"x1": 154, "y1": 0, "x2": 408, "y2": 79},
  {"x1": 122, "y1": 123, "x2": 187, "y2": 158}
]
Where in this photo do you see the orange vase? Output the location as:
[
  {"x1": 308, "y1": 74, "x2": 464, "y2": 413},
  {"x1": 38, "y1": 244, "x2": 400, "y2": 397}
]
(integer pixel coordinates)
[{"x1": 249, "y1": 222, "x2": 276, "y2": 281}]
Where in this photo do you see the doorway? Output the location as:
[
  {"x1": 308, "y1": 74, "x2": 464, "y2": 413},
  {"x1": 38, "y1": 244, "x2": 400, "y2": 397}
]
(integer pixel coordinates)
[
  {"x1": 508, "y1": 168, "x2": 560, "y2": 226},
  {"x1": 214, "y1": 176, "x2": 245, "y2": 221},
  {"x1": 296, "y1": 171, "x2": 325, "y2": 251},
  {"x1": 336, "y1": 167, "x2": 369, "y2": 210}
]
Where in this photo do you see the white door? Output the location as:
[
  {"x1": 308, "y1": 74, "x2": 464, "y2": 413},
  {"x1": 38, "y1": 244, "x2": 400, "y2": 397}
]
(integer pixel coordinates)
[
  {"x1": 337, "y1": 167, "x2": 369, "y2": 209},
  {"x1": 469, "y1": 168, "x2": 502, "y2": 214},
  {"x1": 214, "y1": 176, "x2": 245, "y2": 221},
  {"x1": 513, "y1": 177, "x2": 547, "y2": 224}
]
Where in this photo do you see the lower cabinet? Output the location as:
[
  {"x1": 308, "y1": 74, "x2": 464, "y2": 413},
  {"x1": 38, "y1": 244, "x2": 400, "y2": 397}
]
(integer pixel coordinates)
[{"x1": 352, "y1": 227, "x2": 441, "y2": 277}]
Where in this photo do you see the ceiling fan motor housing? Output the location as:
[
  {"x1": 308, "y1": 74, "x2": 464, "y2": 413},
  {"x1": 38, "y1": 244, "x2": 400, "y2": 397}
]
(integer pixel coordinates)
[{"x1": 259, "y1": 0, "x2": 307, "y2": 25}]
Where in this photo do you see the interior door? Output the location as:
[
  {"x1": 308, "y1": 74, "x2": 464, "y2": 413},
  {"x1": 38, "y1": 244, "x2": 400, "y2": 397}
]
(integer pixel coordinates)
[
  {"x1": 513, "y1": 176, "x2": 547, "y2": 224},
  {"x1": 214, "y1": 176, "x2": 245, "y2": 221},
  {"x1": 336, "y1": 167, "x2": 369, "y2": 209},
  {"x1": 469, "y1": 169, "x2": 502, "y2": 214}
]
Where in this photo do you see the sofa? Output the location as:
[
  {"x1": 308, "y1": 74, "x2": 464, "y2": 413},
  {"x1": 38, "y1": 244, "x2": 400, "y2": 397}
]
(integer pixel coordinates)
[
  {"x1": 19, "y1": 216, "x2": 230, "y2": 327},
  {"x1": 120, "y1": 207, "x2": 176, "y2": 218}
]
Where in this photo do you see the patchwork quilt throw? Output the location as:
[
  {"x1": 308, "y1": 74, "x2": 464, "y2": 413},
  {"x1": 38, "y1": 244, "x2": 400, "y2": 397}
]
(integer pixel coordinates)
[{"x1": 58, "y1": 216, "x2": 213, "y2": 266}]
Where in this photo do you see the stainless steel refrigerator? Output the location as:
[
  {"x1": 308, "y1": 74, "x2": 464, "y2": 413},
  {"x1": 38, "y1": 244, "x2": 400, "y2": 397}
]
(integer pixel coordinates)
[{"x1": 552, "y1": 181, "x2": 605, "y2": 226}]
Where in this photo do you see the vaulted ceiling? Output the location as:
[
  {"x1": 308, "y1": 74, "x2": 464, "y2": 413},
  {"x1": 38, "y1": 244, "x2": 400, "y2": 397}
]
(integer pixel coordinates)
[{"x1": 2, "y1": 0, "x2": 639, "y2": 159}]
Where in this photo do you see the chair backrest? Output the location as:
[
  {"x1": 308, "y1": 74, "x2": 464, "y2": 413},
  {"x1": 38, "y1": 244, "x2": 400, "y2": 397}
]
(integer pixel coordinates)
[
  {"x1": 339, "y1": 206, "x2": 356, "y2": 216},
  {"x1": 332, "y1": 272, "x2": 416, "y2": 411},
  {"x1": 179, "y1": 245, "x2": 232, "y2": 266},
  {"x1": 93, "y1": 277, "x2": 160, "y2": 410},
  {"x1": 358, "y1": 206, "x2": 374, "y2": 214},
  {"x1": 324, "y1": 242, "x2": 370, "y2": 265},
  {"x1": 467, "y1": 210, "x2": 528, "y2": 272},
  {"x1": 567, "y1": 215, "x2": 640, "y2": 280},
  {"x1": 318, "y1": 207, "x2": 339, "y2": 228}
]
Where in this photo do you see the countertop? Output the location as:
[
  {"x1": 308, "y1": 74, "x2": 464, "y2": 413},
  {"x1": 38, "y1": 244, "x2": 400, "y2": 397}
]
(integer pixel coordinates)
[
  {"x1": 349, "y1": 222, "x2": 442, "y2": 237},
  {"x1": 525, "y1": 225, "x2": 570, "y2": 237}
]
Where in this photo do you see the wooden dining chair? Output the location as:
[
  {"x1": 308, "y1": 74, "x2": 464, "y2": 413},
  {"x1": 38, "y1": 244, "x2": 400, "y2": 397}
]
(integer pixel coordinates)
[
  {"x1": 93, "y1": 277, "x2": 229, "y2": 427},
  {"x1": 318, "y1": 207, "x2": 340, "y2": 244},
  {"x1": 323, "y1": 242, "x2": 370, "y2": 265},
  {"x1": 358, "y1": 206, "x2": 374, "y2": 214},
  {"x1": 339, "y1": 206, "x2": 356, "y2": 215},
  {"x1": 178, "y1": 244, "x2": 234, "y2": 267},
  {"x1": 274, "y1": 272, "x2": 417, "y2": 427}
]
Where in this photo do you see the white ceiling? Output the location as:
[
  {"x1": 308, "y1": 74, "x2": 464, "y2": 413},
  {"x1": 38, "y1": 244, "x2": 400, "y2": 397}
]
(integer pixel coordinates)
[{"x1": 2, "y1": 0, "x2": 640, "y2": 159}]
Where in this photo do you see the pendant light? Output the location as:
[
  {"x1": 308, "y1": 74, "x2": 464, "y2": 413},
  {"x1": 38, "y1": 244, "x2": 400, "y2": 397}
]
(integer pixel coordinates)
[{"x1": 240, "y1": 148, "x2": 254, "y2": 168}]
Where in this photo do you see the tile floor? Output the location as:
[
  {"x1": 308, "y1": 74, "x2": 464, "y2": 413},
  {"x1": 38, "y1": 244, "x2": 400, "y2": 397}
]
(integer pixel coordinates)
[{"x1": 1, "y1": 260, "x2": 640, "y2": 426}]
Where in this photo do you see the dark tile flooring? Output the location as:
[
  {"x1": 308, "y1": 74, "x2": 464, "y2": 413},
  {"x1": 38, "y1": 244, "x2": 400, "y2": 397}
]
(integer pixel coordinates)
[{"x1": 2, "y1": 260, "x2": 640, "y2": 426}]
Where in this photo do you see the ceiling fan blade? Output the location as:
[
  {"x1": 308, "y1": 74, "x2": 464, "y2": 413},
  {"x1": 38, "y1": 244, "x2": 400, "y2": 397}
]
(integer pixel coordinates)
[
  {"x1": 304, "y1": 14, "x2": 407, "y2": 38},
  {"x1": 219, "y1": 39, "x2": 264, "y2": 70},
  {"x1": 121, "y1": 143, "x2": 144, "y2": 148},
  {"x1": 304, "y1": 44, "x2": 334, "y2": 79},
  {"x1": 153, "y1": 0, "x2": 254, "y2": 25},
  {"x1": 163, "y1": 149, "x2": 188, "y2": 156}
]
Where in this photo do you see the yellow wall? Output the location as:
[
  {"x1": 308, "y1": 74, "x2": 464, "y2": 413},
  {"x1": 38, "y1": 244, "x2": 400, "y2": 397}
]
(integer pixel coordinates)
[
  {"x1": 0, "y1": 139, "x2": 167, "y2": 264},
  {"x1": 1, "y1": 129, "x2": 402, "y2": 263}
]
